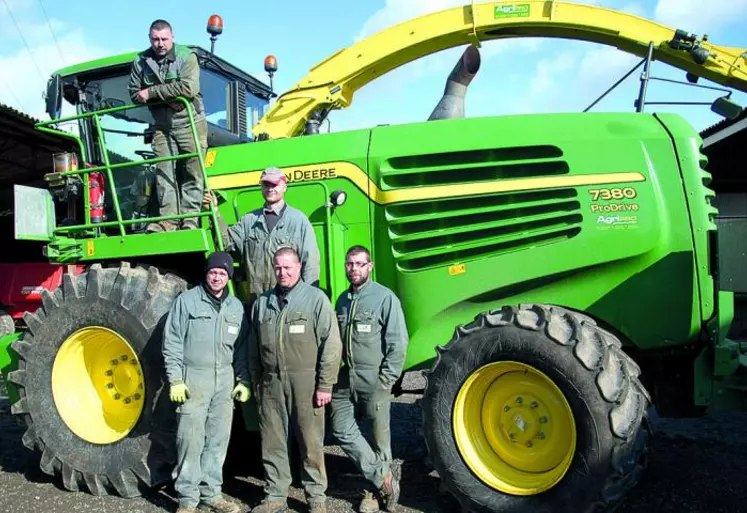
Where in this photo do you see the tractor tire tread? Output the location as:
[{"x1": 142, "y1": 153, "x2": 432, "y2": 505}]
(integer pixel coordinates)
[
  {"x1": 8, "y1": 262, "x2": 187, "y2": 498},
  {"x1": 422, "y1": 303, "x2": 650, "y2": 513}
]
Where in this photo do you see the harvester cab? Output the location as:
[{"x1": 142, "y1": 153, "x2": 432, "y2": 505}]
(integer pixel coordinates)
[{"x1": 33, "y1": 32, "x2": 273, "y2": 244}]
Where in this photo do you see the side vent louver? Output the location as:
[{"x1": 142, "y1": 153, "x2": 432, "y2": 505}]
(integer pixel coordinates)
[
  {"x1": 386, "y1": 189, "x2": 582, "y2": 271},
  {"x1": 382, "y1": 145, "x2": 582, "y2": 271}
]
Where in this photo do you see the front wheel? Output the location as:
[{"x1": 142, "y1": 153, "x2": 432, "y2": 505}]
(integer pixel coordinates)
[
  {"x1": 9, "y1": 263, "x2": 186, "y2": 497},
  {"x1": 422, "y1": 304, "x2": 650, "y2": 513}
]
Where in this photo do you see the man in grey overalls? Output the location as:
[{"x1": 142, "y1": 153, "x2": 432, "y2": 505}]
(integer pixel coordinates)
[
  {"x1": 236, "y1": 246, "x2": 341, "y2": 513},
  {"x1": 209, "y1": 166, "x2": 320, "y2": 302},
  {"x1": 330, "y1": 245, "x2": 408, "y2": 512},
  {"x1": 163, "y1": 252, "x2": 249, "y2": 513},
  {"x1": 128, "y1": 19, "x2": 207, "y2": 232}
]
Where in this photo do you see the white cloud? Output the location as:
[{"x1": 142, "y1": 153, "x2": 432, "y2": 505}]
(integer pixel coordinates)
[
  {"x1": 655, "y1": 0, "x2": 747, "y2": 33},
  {"x1": 0, "y1": 10, "x2": 109, "y2": 121}
]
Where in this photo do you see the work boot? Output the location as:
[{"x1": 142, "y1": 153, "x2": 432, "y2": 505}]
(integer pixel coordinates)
[
  {"x1": 176, "y1": 507, "x2": 197, "y2": 513},
  {"x1": 378, "y1": 467, "x2": 400, "y2": 512},
  {"x1": 251, "y1": 500, "x2": 287, "y2": 513},
  {"x1": 146, "y1": 220, "x2": 178, "y2": 233},
  {"x1": 308, "y1": 500, "x2": 327, "y2": 513},
  {"x1": 358, "y1": 490, "x2": 379, "y2": 513},
  {"x1": 200, "y1": 497, "x2": 240, "y2": 513}
]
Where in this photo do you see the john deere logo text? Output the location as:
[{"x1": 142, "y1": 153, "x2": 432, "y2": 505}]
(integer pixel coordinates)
[
  {"x1": 494, "y1": 4, "x2": 530, "y2": 18},
  {"x1": 286, "y1": 167, "x2": 338, "y2": 182}
]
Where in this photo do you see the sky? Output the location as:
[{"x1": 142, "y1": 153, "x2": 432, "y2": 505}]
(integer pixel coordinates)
[{"x1": 0, "y1": 0, "x2": 745, "y2": 135}]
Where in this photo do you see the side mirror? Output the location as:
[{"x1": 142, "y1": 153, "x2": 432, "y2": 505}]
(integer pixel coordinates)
[
  {"x1": 45, "y1": 75, "x2": 63, "y2": 120},
  {"x1": 711, "y1": 96, "x2": 743, "y2": 120}
]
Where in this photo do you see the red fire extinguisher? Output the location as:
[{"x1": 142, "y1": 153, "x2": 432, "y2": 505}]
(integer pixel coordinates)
[{"x1": 88, "y1": 170, "x2": 105, "y2": 224}]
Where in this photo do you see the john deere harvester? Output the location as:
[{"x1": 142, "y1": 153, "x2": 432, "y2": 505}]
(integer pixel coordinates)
[{"x1": 2, "y1": 2, "x2": 747, "y2": 512}]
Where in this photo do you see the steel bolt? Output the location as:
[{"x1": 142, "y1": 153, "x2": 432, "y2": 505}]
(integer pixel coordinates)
[
  {"x1": 515, "y1": 397, "x2": 523, "y2": 404},
  {"x1": 114, "y1": 394, "x2": 121, "y2": 400},
  {"x1": 120, "y1": 355, "x2": 128, "y2": 361},
  {"x1": 509, "y1": 433, "x2": 516, "y2": 440},
  {"x1": 138, "y1": 383, "x2": 144, "y2": 390},
  {"x1": 531, "y1": 401, "x2": 539, "y2": 409},
  {"x1": 504, "y1": 405, "x2": 511, "y2": 412},
  {"x1": 106, "y1": 383, "x2": 114, "y2": 389},
  {"x1": 134, "y1": 394, "x2": 141, "y2": 401},
  {"x1": 130, "y1": 359, "x2": 137, "y2": 365},
  {"x1": 526, "y1": 441, "x2": 533, "y2": 448},
  {"x1": 537, "y1": 433, "x2": 546, "y2": 440},
  {"x1": 111, "y1": 359, "x2": 119, "y2": 365},
  {"x1": 540, "y1": 416, "x2": 548, "y2": 424},
  {"x1": 124, "y1": 398, "x2": 131, "y2": 404},
  {"x1": 105, "y1": 370, "x2": 113, "y2": 376}
]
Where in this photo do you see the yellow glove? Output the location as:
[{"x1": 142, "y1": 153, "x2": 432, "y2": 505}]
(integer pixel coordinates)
[
  {"x1": 170, "y1": 383, "x2": 190, "y2": 404},
  {"x1": 232, "y1": 383, "x2": 250, "y2": 403}
]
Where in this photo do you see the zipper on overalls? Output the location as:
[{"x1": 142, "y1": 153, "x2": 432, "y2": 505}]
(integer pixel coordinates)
[{"x1": 346, "y1": 296, "x2": 358, "y2": 371}]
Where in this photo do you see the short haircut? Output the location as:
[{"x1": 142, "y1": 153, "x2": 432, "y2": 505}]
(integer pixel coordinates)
[
  {"x1": 274, "y1": 246, "x2": 300, "y2": 263},
  {"x1": 346, "y1": 245, "x2": 371, "y2": 262},
  {"x1": 149, "y1": 19, "x2": 172, "y2": 33}
]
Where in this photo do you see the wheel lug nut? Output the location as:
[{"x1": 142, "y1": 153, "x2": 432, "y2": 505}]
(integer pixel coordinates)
[
  {"x1": 515, "y1": 397, "x2": 523, "y2": 404},
  {"x1": 531, "y1": 401, "x2": 539, "y2": 409},
  {"x1": 111, "y1": 359, "x2": 119, "y2": 365},
  {"x1": 526, "y1": 441, "x2": 533, "y2": 448},
  {"x1": 130, "y1": 359, "x2": 137, "y2": 365},
  {"x1": 134, "y1": 394, "x2": 141, "y2": 400},
  {"x1": 114, "y1": 393, "x2": 121, "y2": 400},
  {"x1": 540, "y1": 416, "x2": 548, "y2": 423},
  {"x1": 106, "y1": 383, "x2": 114, "y2": 389},
  {"x1": 537, "y1": 433, "x2": 546, "y2": 440},
  {"x1": 138, "y1": 383, "x2": 144, "y2": 389},
  {"x1": 120, "y1": 355, "x2": 128, "y2": 361},
  {"x1": 504, "y1": 406, "x2": 511, "y2": 412},
  {"x1": 509, "y1": 433, "x2": 516, "y2": 440},
  {"x1": 124, "y1": 398, "x2": 131, "y2": 404},
  {"x1": 105, "y1": 370, "x2": 113, "y2": 376}
]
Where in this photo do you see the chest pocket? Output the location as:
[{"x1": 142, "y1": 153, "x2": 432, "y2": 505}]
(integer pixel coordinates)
[
  {"x1": 188, "y1": 308, "x2": 215, "y2": 342},
  {"x1": 223, "y1": 311, "x2": 241, "y2": 348},
  {"x1": 353, "y1": 310, "x2": 379, "y2": 339},
  {"x1": 287, "y1": 312, "x2": 309, "y2": 338}
]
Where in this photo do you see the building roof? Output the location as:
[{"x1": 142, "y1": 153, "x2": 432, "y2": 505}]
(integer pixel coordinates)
[
  {"x1": 700, "y1": 108, "x2": 747, "y2": 140},
  {"x1": 0, "y1": 103, "x2": 76, "y2": 188}
]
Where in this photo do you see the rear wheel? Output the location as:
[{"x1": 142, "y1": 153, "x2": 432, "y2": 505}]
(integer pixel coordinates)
[
  {"x1": 8, "y1": 263, "x2": 186, "y2": 497},
  {"x1": 422, "y1": 304, "x2": 650, "y2": 513}
]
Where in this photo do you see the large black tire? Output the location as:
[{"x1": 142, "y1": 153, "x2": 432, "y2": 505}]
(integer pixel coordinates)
[
  {"x1": 422, "y1": 304, "x2": 651, "y2": 513},
  {"x1": 8, "y1": 263, "x2": 186, "y2": 497}
]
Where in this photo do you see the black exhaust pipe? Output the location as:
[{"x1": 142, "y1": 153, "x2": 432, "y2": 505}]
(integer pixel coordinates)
[{"x1": 428, "y1": 44, "x2": 481, "y2": 121}]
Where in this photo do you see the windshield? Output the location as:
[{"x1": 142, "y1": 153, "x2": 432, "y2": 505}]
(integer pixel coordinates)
[{"x1": 78, "y1": 68, "x2": 268, "y2": 160}]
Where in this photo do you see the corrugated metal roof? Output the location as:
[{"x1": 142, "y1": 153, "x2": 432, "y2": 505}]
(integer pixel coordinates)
[
  {"x1": 0, "y1": 103, "x2": 41, "y2": 125},
  {"x1": 700, "y1": 108, "x2": 747, "y2": 138}
]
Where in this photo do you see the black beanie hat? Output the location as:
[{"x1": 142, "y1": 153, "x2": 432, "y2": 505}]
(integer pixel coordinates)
[{"x1": 205, "y1": 251, "x2": 234, "y2": 278}]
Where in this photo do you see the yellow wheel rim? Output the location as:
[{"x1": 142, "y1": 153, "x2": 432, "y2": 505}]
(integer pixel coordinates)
[
  {"x1": 453, "y1": 361, "x2": 576, "y2": 495},
  {"x1": 52, "y1": 327, "x2": 145, "y2": 444}
]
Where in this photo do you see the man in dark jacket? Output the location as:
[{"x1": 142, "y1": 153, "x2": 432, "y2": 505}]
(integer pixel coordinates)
[
  {"x1": 163, "y1": 252, "x2": 249, "y2": 513},
  {"x1": 236, "y1": 246, "x2": 341, "y2": 513},
  {"x1": 128, "y1": 19, "x2": 208, "y2": 232},
  {"x1": 330, "y1": 245, "x2": 408, "y2": 513}
]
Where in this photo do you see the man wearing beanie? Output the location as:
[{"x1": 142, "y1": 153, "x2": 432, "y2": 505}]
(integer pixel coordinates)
[
  {"x1": 162, "y1": 251, "x2": 249, "y2": 513},
  {"x1": 204, "y1": 167, "x2": 320, "y2": 302}
]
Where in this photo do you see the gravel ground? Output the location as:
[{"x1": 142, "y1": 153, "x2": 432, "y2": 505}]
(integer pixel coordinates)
[{"x1": 2, "y1": 372, "x2": 747, "y2": 513}]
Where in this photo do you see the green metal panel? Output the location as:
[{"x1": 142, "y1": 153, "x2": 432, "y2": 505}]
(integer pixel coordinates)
[
  {"x1": 0, "y1": 332, "x2": 22, "y2": 406},
  {"x1": 365, "y1": 113, "x2": 702, "y2": 369}
]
